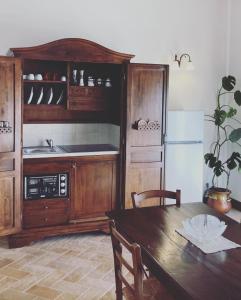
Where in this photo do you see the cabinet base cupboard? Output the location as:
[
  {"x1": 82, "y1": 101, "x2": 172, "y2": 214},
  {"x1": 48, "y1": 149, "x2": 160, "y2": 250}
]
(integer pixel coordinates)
[{"x1": 0, "y1": 39, "x2": 168, "y2": 247}]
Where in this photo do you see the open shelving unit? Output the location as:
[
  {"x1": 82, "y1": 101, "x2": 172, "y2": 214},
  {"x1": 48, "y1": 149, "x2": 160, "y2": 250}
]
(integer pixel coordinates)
[{"x1": 11, "y1": 39, "x2": 133, "y2": 124}]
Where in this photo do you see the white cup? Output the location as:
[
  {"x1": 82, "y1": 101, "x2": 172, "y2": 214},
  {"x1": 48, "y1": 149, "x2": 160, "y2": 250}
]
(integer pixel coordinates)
[
  {"x1": 35, "y1": 74, "x2": 43, "y2": 80},
  {"x1": 61, "y1": 76, "x2": 66, "y2": 82},
  {"x1": 27, "y1": 73, "x2": 35, "y2": 80}
]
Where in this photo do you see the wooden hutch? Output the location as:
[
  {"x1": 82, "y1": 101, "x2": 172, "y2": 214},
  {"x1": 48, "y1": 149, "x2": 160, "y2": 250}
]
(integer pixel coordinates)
[{"x1": 0, "y1": 38, "x2": 168, "y2": 247}]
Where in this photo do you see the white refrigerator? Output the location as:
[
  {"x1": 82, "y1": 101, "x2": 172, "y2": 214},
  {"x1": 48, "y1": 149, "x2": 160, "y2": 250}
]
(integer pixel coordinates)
[{"x1": 165, "y1": 111, "x2": 204, "y2": 203}]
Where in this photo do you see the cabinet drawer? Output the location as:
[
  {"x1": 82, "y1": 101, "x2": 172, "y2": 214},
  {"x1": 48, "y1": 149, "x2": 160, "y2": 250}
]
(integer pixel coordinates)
[
  {"x1": 68, "y1": 86, "x2": 112, "y2": 111},
  {"x1": 23, "y1": 213, "x2": 68, "y2": 229},
  {"x1": 68, "y1": 97, "x2": 109, "y2": 111},
  {"x1": 23, "y1": 199, "x2": 69, "y2": 229},
  {"x1": 69, "y1": 86, "x2": 112, "y2": 98}
]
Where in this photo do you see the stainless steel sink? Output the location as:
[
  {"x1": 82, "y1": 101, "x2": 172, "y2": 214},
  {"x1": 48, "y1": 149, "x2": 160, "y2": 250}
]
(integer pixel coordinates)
[{"x1": 23, "y1": 146, "x2": 64, "y2": 155}]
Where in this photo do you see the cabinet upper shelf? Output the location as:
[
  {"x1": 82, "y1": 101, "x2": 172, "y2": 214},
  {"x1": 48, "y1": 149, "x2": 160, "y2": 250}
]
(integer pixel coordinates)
[
  {"x1": 11, "y1": 38, "x2": 135, "y2": 124},
  {"x1": 24, "y1": 80, "x2": 66, "y2": 84}
]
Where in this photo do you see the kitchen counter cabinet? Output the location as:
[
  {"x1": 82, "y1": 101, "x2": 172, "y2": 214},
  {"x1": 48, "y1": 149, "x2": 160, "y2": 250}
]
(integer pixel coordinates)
[
  {"x1": 70, "y1": 157, "x2": 117, "y2": 221},
  {"x1": 9, "y1": 154, "x2": 118, "y2": 247}
]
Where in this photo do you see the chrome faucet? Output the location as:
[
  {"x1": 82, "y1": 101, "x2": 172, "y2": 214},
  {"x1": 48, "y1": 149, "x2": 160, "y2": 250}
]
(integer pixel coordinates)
[{"x1": 46, "y1": 139, "x2": 54, "y2": 148}]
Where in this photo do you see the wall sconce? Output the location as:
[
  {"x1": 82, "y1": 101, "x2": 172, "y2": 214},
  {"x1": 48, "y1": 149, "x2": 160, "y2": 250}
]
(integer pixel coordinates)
[{"x1": 173, "y1": 53, "x2": 194, "y2": 70}]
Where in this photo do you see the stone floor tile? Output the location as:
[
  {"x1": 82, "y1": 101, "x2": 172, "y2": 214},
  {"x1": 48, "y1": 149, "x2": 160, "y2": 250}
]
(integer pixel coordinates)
[
  {"x1": 55, "y1": 292, "x2": 79, "y2": 300},
  {"x1": 37, "y1": 271, "x2": 66, "y2": 287},
  {"x1": 0, "y1": 277, "x2": 18, "y2": 292},
  {"x1": 27, "y1": 285, "x2": 61, "y2": 299},
  {"x1": 0, "y1": 267, "x2": 29, "y2": 280},
  {"x1": 0, "y1": 258, "x2": 14, "y2": 269},
  {"x1": 0, "y1": 288, "x2": 36, "y2": 300}
]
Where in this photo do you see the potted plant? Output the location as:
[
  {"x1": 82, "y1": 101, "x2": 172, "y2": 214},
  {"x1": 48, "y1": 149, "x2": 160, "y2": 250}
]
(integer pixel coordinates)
[{"x1": 204, "y1": 75, "x2": 241, "y2": 213}]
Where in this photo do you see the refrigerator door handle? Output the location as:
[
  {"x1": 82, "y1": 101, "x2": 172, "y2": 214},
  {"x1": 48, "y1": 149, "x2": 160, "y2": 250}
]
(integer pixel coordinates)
[
  {"x1": 161, "y1": 133, "x2": 166, "y2": 145},
  {"x1": 165, "y1": 141, "x2": 203, "y2": 145}
]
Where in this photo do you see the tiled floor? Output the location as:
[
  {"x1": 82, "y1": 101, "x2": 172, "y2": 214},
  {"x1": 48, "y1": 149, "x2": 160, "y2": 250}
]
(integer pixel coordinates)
[{"x1": 0, "y1": 233, "x2": 118, "y2": 300}]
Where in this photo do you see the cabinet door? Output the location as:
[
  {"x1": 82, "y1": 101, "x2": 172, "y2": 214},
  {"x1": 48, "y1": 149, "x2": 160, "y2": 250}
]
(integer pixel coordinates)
[
  {"x1": 0, "y1": 57, "x2": 22, "y2": 236},
  {"x1": 71, "y1": 159, "x2": 116, "y2": 220},
  {"x1": 123, "y1": 64, "x2": 168, "y2": 208}
]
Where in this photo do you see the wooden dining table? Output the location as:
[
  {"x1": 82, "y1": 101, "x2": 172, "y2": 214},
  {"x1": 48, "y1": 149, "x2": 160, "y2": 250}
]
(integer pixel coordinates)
[{"x1": 107, "y1": 203, "x2": 241, "y2": 300}]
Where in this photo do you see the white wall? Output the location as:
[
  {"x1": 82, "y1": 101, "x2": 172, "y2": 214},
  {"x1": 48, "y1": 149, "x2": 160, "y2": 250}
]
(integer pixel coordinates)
[
  {"x1": 0, "y1": 0, "x2": 229, "y2": 189},
  {"x1": 227, "y1": 0, "x2": 241, "y2": 200}
]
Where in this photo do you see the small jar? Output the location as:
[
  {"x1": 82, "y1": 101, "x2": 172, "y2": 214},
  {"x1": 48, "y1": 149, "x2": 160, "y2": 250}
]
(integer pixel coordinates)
[
  {"x1": 88, "y1": 76, "x2": 95, "y2": 87},
  {"x1": 105, "y1": 78, "x2": 112, "y2": 87},
  {"x1": 96, "y1": 78, "x2": 103, "y2": 86}
]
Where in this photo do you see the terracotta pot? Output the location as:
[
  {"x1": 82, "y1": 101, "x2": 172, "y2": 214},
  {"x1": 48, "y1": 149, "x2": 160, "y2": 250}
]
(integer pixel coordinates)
[{"x1": 207, "y1": 187, "x2": 232, "y2": 214}]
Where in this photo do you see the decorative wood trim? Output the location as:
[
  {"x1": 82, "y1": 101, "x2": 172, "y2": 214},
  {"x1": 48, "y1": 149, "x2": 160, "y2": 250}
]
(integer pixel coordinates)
[
  {"x1": 11, "y1": 38, "x2": 135, "y2": 63},
  {"x1": 8, "y1": 218, "x2": 110, "y2": 248},
  {"x1": 0, "y1": 127, "x2": 12, "y2": 134},
  {"x1": 133, "y1": 119, "x2": 161, "y2": 131}
]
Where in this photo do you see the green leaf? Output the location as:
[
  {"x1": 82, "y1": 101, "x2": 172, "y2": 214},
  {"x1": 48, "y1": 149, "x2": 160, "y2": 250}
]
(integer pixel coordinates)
[
  {"x1": 209, "y1": 156, "x2": 217, "y2": 168},
  {"x1": 213, "y1": 160, "x2": 223, "y2": 176},
  {"x1": 227, "y1": 159, "x2": 237, "y2": 170},
  {"x1": 214, "y1": 109, "x2": 226, "y2": 125},
  {"x1": 204, "y1": 153, "x2": 217, "y2": 168},
  {"x1": 226, "y1": 107, "x2": 237, "y2": 118},
  {"x1": 234, "y1": 91, "x2": 241, "y2": 106},
  {"x1": 204, "y1": 153, "x2": 213, "y2": 164},
  {"x1": 229, "y1": 128, "x2": 241, "y2": 142},
  {"x1": 222, "y1": 76, "x2": 236, "y2": 91}
]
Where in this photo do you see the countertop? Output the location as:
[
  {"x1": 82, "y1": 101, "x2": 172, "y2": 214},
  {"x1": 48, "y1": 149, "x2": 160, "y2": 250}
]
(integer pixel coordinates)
[{"x1": 23, "y1": 144, "x2": 119, "y2": 159}]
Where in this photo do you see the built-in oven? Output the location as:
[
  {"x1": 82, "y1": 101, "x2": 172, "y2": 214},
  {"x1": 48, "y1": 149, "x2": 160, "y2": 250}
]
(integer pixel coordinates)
[{"x1": 24, "y1": 173, "x2": 68, "y2": 200}]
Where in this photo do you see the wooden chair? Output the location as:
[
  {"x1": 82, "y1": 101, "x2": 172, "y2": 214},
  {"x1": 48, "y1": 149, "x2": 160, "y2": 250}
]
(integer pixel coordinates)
[
  {"x1": 131, "y1": 189, "x2": 181, "y2": 208},
  {"x1": 109, "y1": 220, "x2": 173, "y2": 300}
]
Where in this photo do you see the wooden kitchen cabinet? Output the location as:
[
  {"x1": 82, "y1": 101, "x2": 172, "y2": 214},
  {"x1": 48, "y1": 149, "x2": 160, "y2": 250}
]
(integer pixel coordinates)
[
  {"x1": 4, "y1": 38, "x2": 168, "y2": 247},
  {"x1": 8, "y1": 155, "x2": 117, "y2": 247},
  {"x1": 0, "y1": 57, "x2": 22, "y2": 236},
  {"x1": 70, "y1": 156, "x2": 117, "y2": 221}
]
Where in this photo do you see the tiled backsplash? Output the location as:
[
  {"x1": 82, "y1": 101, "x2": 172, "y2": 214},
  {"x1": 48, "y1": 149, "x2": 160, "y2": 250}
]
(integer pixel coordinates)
[{"x1": 23, "y1": 124, "x2": 120, "y2": 148}]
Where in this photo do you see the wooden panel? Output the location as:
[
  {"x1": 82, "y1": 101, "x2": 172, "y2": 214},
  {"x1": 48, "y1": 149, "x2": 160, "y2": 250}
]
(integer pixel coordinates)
[
  {"x1": 0, "y1": 177, "x2": 14, "y2": 231},
  {"x1": 123, "y1": 64, "x2": 168, "y2": 208},
  {"x1": 23, "y1": 159, "x2": 72, "y2": 175},
  {"x1": 71, "y1": 160, "x2": 115, "y2": 220},
  {"x1": 128, "y1": 64, "x2": 166, "y2": 147},
  {"x1": 131, "y1": 151, "x2": 162, "y2": 163},
  {"x1": 0, "y1": 61, "x2": 14, "y2": 153},
  {"x1": 0, "y1": 158, "x2": 14, "y2": 172},
  {"x1": 125, "y1": 165, "x2": 163, "y2": 208},
  {"x1": 23, "y1": 104, "x2": 116, "y2": 123},
  {"x1": 0, "y1": 57, "x2": 22, "y2": 236}
]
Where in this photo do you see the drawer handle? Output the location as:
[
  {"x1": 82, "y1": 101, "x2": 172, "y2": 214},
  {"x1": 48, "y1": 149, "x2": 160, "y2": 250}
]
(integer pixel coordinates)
[
  {"x1": 45, "y1": 206, "x2": 48, "y2": 209},
  {"x1": 44, "y1": 218, "x2": 48, "y2": 222}
]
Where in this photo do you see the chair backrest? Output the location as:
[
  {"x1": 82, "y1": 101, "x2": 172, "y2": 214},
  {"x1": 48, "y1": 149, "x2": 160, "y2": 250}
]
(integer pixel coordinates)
[
  {"x1": 131, "y1": 189, "x2": 181, "y2": 208},
  {"x1": 109, "y1": 220, "x2": 145, "y2": 300}
]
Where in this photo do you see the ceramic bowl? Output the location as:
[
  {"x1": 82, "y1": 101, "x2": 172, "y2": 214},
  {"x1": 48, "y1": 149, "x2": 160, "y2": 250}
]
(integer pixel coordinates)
[
  {"x1": 27, "y1": 73, "x2": 34, "y2": 80},
  {"x1": 34, "y1": 74, "x2": 43, "y2": 80}
]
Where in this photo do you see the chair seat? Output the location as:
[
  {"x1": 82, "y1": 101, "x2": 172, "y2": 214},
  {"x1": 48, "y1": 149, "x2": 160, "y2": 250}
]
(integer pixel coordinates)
[{"x1": 123, "y1": 277, "x2": 173, "y2": 300}]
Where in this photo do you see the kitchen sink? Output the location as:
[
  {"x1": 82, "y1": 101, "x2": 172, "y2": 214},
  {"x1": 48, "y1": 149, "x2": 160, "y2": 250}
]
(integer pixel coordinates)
[{"x1": 23, "y1": 146, "x2": 65, "y2": 155}]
